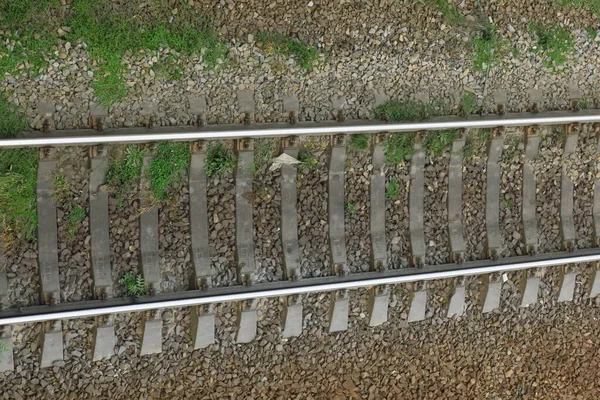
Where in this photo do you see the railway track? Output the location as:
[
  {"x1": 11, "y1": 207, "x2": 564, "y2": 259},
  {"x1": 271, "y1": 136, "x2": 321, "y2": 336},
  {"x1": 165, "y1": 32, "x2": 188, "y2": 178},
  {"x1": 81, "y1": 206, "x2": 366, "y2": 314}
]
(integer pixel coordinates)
[{"x1": 1, "y1": 106, "x2": 600, "y2": 371}]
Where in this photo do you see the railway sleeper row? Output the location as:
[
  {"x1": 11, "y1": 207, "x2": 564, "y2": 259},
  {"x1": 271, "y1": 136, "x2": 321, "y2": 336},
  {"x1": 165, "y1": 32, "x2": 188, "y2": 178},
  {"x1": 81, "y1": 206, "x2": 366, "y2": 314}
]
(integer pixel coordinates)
[{"x1": 0, "y1": 123, "x2": 599, "y2": 370}]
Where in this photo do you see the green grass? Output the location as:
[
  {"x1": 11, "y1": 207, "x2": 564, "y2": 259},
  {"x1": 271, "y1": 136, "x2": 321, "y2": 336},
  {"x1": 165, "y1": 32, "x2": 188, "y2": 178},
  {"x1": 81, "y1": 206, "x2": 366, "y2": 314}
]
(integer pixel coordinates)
[
  {"x1": 298, "y1": 150, "x2": 319, "y2": 171},
  {"x1": 65, "y1": 204, "x2": 85, "y2": 241},
  {"x1": 347, "y1": 134, "x2": 370, "y2": 152},
  {"x1": 473, "y1": 24, "x2": 507, "y2": 72},
  {"x1": 385, "y1": 133, "x2": 416, "y2": 164},
  {"x1": 204, "y1": 142, "x2": 235, "y2": 177},
  {"x1": 106, "y1": 145, "x2": 148, "y2": 200},
  {"x1": 584, "y1": 26, "x2": 597, "y2": 38},
  {"x1": 434, "y1": 0, "x2": 465, "y2": 25},
  {"x1": 375, "y1": 100, "x2": 447, "y2": 122},
  {"x1": 422, "y1": 130, "x2": 460, "y2": 156},
  {"x1": 152, "y1": 54, "x2": 183, "y2": 81},
  {"x1": 119, "y1": 271, "x2": 146, "y2": 297},
  {"x1": 0, "y1": 0, "x2": 54, "y2": 26},
  {"x1": 386, "y1": 180, "x2": 400, "y2": 199},
  {"x1": 346, "y1": 203, "x2": 357, "y2": 214},
  {"x1": 67, "y1": 0, "x2": 226, "y2": 104},
  {"x1": 0, "y1": 341, "x2": 9, "y2": 363},
  {"x1": 0, "y1": 94, "x2": 29, "y2": 137},
  {"x1": 463, "y1": 129, "x2": 491, "y2": 158},
  {"x1": 410, "y1": 0, "x2": 465, "y2": 25},
  {"x1": 500, "y1": 135, "x2": 522, "y2": 164},
  {"x1": 0, "y1": 94, "x2": 37, "y2": 243},
  {"x1": 148, "y1": 142, "x2": 190, "y2": 201},
  {"x1": 529, "y1": 22, "x2": 575, "y2": 69},
  {"x1": 460, "y1": 91, "x2": 478, "y2": 115},
  {"x1": 0, "y1": 1, "x2": 63, "y2": 77},
  {"x1": 555, "y1": 0, "x2": 600, "y2": 14},
  {"x1": 253, "y1": 139, "x2": 277, "y2": 172},
  {"x1": 257, "y1": 32, "x2": 319, "y2": 70}
]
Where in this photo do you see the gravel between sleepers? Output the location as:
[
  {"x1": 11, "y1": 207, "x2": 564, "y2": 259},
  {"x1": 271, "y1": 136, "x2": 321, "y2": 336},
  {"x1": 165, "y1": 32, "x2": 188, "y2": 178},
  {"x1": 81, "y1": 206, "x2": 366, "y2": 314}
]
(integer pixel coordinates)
[
  {"x1": 462, "y1": 137, "x2": 488, "y2": 261},
  {"x1": 499, "y1": 127, "x2": 525, "y2": 257},
  {"x1": 252, "y1": 164, "x2": 284, "y2": 283},
  {"x1": 344, "y1": 150, "x2": 371, "y2": 273},
  {"x1": 571, "y1": 125, "x2": 596, "y2": 250},
  {"x1": 297, "y1": 138, "x2": 331, "y2": 278},
  {"x1": 385, "y1": 162, "x2": 411, "y2": 269},
  {"x1": 207, "y1": 170, "x2": 236, "y2": 287},
  {"x1": 424, "y1": 152, "x2": 450, "y2": 266},
  {"x1": 535, "y1": 127, "x2": 563, "y2": 254},
  {"x1": 158, "y1": 181, "x2": 193, "y2": 293},
  {"x1": 55, "y1": 146, "x2": 93, "y2": 302}
]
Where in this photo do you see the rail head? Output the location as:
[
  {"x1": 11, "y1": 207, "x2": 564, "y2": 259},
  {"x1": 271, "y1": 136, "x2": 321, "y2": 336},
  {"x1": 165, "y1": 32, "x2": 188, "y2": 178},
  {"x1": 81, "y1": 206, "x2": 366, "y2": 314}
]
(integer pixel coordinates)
[
  {"x1": 2, "y1": 109, "x2": 600, "y2": 148},
  {"x1": 1, "y1": 249, "x2": 598, "y2": 326}
]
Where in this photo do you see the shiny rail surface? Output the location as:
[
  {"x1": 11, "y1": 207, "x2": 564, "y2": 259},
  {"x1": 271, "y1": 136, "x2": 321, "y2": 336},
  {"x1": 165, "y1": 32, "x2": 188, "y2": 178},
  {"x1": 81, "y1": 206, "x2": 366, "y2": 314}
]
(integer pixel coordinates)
[
  {"x1": 1, "y1": 249, "x2": 599, "y2": 325},
  {"x1": 2, "y1": 109, "x2": 599, "y2": 148}
]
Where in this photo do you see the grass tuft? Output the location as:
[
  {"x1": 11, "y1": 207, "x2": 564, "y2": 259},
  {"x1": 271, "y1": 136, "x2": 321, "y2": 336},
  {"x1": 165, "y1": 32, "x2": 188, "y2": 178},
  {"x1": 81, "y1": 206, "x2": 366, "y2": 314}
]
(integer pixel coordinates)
[
  {"x1": 422, "y1": 130, "x2": 460, "y2": 156},
  {"x1": 459, "y1": 91, "x2": 478, "y2": 115},
  {"x1": 0, "y1": 0, "x2": 54, "y2": 26},
  {"x1": 298, "y1": 150, "x2": 319, "y2": 171},
  {"x1": 68, "y1": 0, "x2": 227, "y2": 104},
  {"x1": 106, "y1": 145, "x2": 148, "y2": 201},
  {"x1": 385, "y1": 133, "x2": 416, "y2": 164},
  {"x1": 584, "y1": 26, "x2": 597, "y2": 38},
  {"x1": 555, "y1": 0, "x2": 600, "y2": 14},
  {"x1": 409, "y1": 0, "x2": 465, "y2": 25},
  {"x1": 119, "y1": 271, "x2": 146, "y2": 297},
  {"x1": 473, "y1": 23, "x2": 507, "y2": 72},
  {"x1": 0, "y1": 94, "x2": 37, "y2": 243},
  {"x1": 529, "y1": 22, "x2": 575, "y2": 69},
  {"x1": 253, "y1": 139, "x2": 277, "y2": 172},
  {"x1": 65, "y1": 204, "x2": 85, "y2": 241},
  {"x1": 257, "y1": 32, "x2": 319, "y2": 70},
  {"x1": 346, "y1": 202, "x2": 357, "y2": 214},
  {"x1": 148, "y1": 142, "x2": 190, "y2": 201},
  {"x1": 386, "y1": 179, "x2": 400, "y2": 199},
  {"x1": 375, "y1": 100, "x2": 447, "y2": 122},
  {"x1": 347, "y1": 134, "x2": 370, "y2": 152},
  {"x1": 463, "y1": 129, "x2": 491, "y2": 158},
  {"x1": 204, "y1": 142, "x2": 235, "y2": 177},
  {"x1": 434, "y1": 0, "x2": 465, "y2": 25}
]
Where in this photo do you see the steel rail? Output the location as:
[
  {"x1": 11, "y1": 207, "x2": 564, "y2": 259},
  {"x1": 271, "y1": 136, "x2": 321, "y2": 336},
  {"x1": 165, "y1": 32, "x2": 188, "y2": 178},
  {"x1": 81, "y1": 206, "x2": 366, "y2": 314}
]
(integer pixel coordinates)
[
  {"x1": 2, "y1": 109, "x2": 600, "y2": 148},
  {"x1": 1, "y1": 250, "x2": 599, "y2": 326}
]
